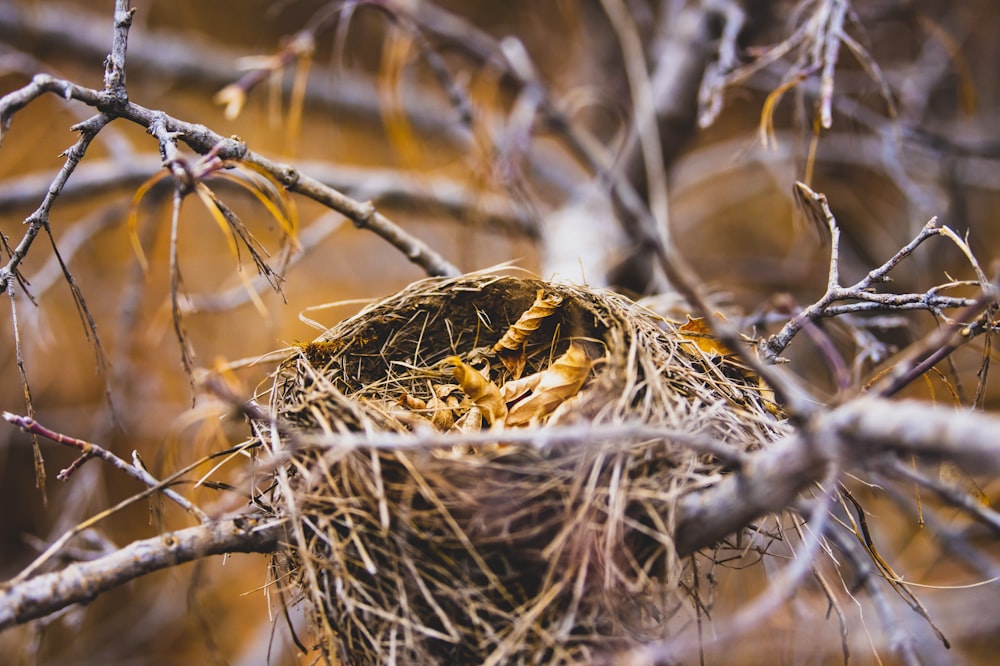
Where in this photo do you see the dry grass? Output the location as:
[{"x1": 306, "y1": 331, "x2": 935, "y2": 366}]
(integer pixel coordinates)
[{"x1": 257, "y1": 271, "x2": 789, "y2": 664}]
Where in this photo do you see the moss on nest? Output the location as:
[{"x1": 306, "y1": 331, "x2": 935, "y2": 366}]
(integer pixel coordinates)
[{"x1": 260, "y1": 272, "x2": 789, "y2": 664}]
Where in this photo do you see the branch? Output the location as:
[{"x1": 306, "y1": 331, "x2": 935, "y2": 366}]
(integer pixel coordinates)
[
  {"x1": 0, "y1": 74, "x2": 459, "y2": 278},
  {"x1": 103, "y1": 0, "x2": 135, "y2": 100},
  {"x1": 673, "y1": 397, "x2": 1000, "y2": 555},
  {"x1": 760, "y1": 183, "x2": 987, "y2": 362},
  {"x1": 0, "y1": 516, "x2": 284, "y2": 631},
  {"x1": 3, "y1": 411, "x2": 209, "y2": 523},
  {"x1": 0, "y1": 112, "x2": 109, "y2": 292}
]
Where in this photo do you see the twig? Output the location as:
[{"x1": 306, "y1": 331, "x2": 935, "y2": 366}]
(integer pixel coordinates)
[
  {"x1": 260, "y1": 419, "x2": 750, "y2": 473},
  {"x1": 374, "y1": 0, "x2": 671, "y2": 288},
  {"x1": 103, "y1": 0, "x2": 135, "y2": 101},
  {"x1": 872, "y1": 471, "x2": 1000, "y2": 585},
  {"x1": 761, "y1": 183, "x2": 984, "y2": 362},
  {"x1": 0, "y1": 112, "x2": 110, "y2": 292},
  {"x1": 868, "y1": 286, "x2": 998, "y2": 397},
  {"x1": 8, "y1": 438, "x2": 260, "y2": 585},
  {"x1": 0, "y1": 74, "x2": 459, "y2": 278},
  {"x1": 2, "y1": 412, "x2": 210, "y2": 523},
  {"x1": 0, "y1": 157, "x2": 536, "y2": 235},
  {"x1": 823, "y1": 526, "x2": 920, "y2": 666},
  {"x1": 0, "y1": 111, "x2": 117, "y2": 421},
  {"x1": 878, "y1": 457, "x2": 1000, "y2": 536},
  {"x1": 0, "y1": 515, "x2": 284, "y2": 631},
  {"x1": 600, "y1": 0, "x2": 670, "y2": 245},
  {"x1": 5, "y1": 279, "x2": 43, "y2": 503}
]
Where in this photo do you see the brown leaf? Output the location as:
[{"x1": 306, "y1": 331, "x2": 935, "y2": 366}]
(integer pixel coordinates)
[
  {"x1": 426, "y1": 396, "x2": 456, "y2": 430},
  {"x1": 678, "y1": 315, "x2": 733, "y2": 358},
  {"x1": 499, "y1": 372, "x2": 541, "y2": 404},
  {"x1": 397, "y1": 393, "x2": 426, "y2": 411},
  {"x1": 493, "y1": 290, "x2": 564, "y2": 378},
  {"x1": 505, "y1": 343, "x2": 593, "y2": 427},
  {"x1": 448, "y1": 356, "x2": 507, "y2": 426}
]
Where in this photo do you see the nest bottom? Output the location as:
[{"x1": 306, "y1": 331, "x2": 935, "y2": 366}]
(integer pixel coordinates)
[
  {"x1": 267, "y1": 274, "x2": 786, "y2": 664},
  {"x1": 296, "y1": 444, "x2": 696, "y2": 664}
]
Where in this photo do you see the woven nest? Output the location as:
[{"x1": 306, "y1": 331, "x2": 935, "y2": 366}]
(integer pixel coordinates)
[{"x1": 261, "y1": 273, "x2": 789, "y2": 664}]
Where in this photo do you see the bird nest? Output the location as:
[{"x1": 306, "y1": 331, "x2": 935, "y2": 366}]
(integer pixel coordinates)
[{"x1": 259, "y1": 272, "x2": 789, "y2": 664}]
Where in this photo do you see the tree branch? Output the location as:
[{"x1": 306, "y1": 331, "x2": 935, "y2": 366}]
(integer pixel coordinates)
[
  {"x1": 673, "y1": 397, "x2": 1000, "y2": 556},
  {"x1": 0, "y1": 516, "x2": 284, "y2": 632},
  {"x1": 103, "y1": 0, "x2": 134, "y2": 100},
  {"x1": 0, "y1": 74, "x2": 459, "y2": 278},
  {"x1": 3, "y1": 411, "x2": 210, "y2": 523},
  {"x1": 761, "y1": 189, "x2": 985, "y2": 362}
]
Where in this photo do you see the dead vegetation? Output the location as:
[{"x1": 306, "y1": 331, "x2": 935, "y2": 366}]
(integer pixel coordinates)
[{"x1": 259, "y1": 273, "x2": 785, "y2": 663}]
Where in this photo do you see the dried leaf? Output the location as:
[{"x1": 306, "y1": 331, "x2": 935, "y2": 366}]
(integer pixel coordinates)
[
  {"x1": 126, "y1": 169, "x2": 172, "y2": 272},
  {"x1": 678, "y1": 315, "x2": 734, "y2": 358},
  {"x1": 433, "y1": 384, "x2": 464, "y2": 402},
  {"x1": 214, "y1": 83, "x2": 247, "y2": 120},
  {"x1": 505, "y1": 343, "x2": 593, "y2": 427},
  {"x1": 426, "y1": 395, "x2": 457, "y2": 431},
  {"x1": 757, "y1": 375, "x2": 782, "y2": 417},
  {"x1": 499, "y1": 372, "x2": 541, "y2": 404},
  {"x1": 398, "y1": 393, "x2": 426, "y2": 411},
  {"x1": 448, "y1": 356, "x2": 507, "y2": 426},
  {"x1": 453, "y1": 406, "x2": 484, "y2": 434},
  {"x1": 493, "y1": 290, "x2": 564, "y2": 378}
]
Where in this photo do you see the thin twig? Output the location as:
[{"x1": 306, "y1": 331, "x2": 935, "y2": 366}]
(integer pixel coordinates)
[
  {"x1": 0, "y1": 112, "x2": 110, "y2": 293},
  {"x1": 3, "y1": 411, "x2": 210, "y2": 523},
  {"x1": 600, "y1": 0, "x2": 670, "y2": 245},
  {"x1": 642, "y1": 466, "x2": 840, "y2": 664},
  {"x1": 761, "y1": 183, "x2": 986, "y2": 362},
  {"x1": 878, "y1": 458, "x2": 1000, "y2": 536},
  {"x1": 824, "y1": 526, "x2": 921, "y2": 666},
  {"x1": 7, "y1": 437, "x2": 261, "y2": 585},
  {"x1": 868, "y1": 285, "x2": 999, "y2": 397},
  {"x1": 103, "y1": 0, "x2": 135, "y2": 101},
  {"x1": 0, "y1": 74, "x2": 459, "y2": 278}
]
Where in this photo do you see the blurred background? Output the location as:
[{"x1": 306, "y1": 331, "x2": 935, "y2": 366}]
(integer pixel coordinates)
[{"x1": 0, "y1": 0, "x2": 998, "y2": 663}]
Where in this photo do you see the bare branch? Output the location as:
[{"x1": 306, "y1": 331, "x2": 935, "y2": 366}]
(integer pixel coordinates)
[
  {"x1": 0, "y1": 516, "x2": 284, "y2": 631},
  {"x1": 0, "y1": 74, "x2": 459, "y2": 278},
  {"x1": 761, "y1": 183, "x2": 988, "y2": 362},
  {"x1": 0, "y1": 112, "x2": 110, "y2": 292},
  {"x1": 3, "y1": 412, "x2": 210, "y2": 523},
  {"x1": 673, "y1": 398, "x2": 1000, "y2": 556},
  {"x1": 103, "y1": 0, "x2": 135, "y2": 100}
]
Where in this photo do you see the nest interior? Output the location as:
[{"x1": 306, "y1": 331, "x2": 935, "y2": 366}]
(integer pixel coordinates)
[{"x1": 263, "y1": 273, "x2": 788, "y2": 664}]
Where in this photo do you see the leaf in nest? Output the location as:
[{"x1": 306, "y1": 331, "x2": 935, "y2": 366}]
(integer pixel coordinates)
[
  {"x1": 505, "y1": 343, "x2": 593, "y2": 427},
  {"x1": 493, "y1": 289, "x2": 564, "y2": 378},
  {"x1": 424, "y1": 385, "x2": 463, "y2": 431},
  {"x1": 499, "y1": 372, "x2": 541, "y2": 404},
  {"x1": 398, "y1": 393, "x2": 426, "y2": 411},
  {"x1": 678, "y1": 315, "x2": 734, "y2": 358},
  {"x1": 453, "y1": 406, "x2": 484, "y2": 434},
  {"x1": 448, "y1": 357, "x2": 507, "y2": 426}
]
